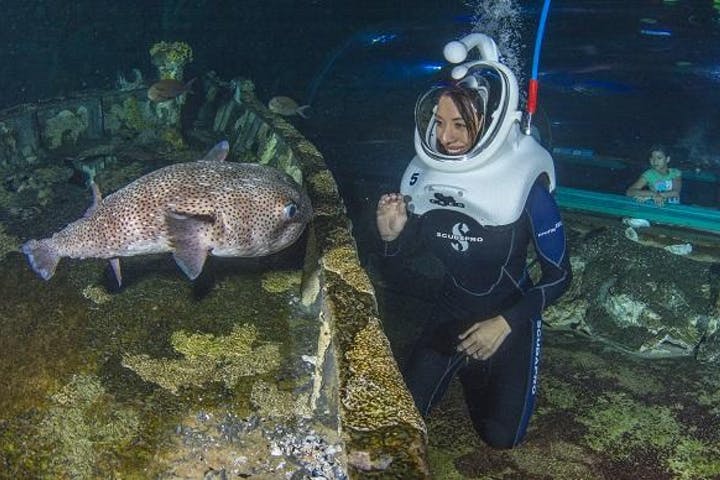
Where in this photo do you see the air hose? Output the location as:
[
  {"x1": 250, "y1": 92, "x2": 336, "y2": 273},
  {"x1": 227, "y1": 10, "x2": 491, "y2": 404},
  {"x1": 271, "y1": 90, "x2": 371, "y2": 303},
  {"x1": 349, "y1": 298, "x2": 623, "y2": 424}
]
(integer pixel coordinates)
[{"x1": 523, "y1": 0, "x2": 552, "y2": 135}]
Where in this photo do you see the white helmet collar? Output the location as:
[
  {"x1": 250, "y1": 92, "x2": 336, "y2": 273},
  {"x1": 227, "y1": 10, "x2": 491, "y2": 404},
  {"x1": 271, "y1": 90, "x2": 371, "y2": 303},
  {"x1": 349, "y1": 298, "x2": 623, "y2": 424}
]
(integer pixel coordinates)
[
  {"x1": 414, "y1": 61, "x2": 520, "y2": 173},
  {"x1": 401, "y1": 34, "x2": 555, "y2": 225}
]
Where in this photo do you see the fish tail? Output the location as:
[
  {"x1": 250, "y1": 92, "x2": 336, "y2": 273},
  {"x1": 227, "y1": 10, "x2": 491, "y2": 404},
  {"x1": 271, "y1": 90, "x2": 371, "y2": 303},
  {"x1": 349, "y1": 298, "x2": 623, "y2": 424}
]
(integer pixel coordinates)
[
  {"x1": 21, "y1": 239, "x2": 60, "y2": 280},
  {"x1": 296, "y1": 104, "x2": 312, "y2": 119},
  {"x1": 185, "y1": 77, "x2": 197, "y2": 94}
]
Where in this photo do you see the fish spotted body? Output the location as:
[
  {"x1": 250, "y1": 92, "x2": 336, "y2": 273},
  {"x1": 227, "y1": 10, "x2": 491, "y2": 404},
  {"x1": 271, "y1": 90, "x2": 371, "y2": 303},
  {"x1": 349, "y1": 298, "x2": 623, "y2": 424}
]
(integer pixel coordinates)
[{"x1": 22, "y1": 141, "x2": 312, "y2": 284}]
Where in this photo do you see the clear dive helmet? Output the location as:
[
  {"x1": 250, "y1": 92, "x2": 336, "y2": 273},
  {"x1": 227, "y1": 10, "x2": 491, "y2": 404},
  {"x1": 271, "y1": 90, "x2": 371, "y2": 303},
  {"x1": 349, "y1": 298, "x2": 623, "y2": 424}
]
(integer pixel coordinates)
[{"x1": 414, "y1": 63, "x2": 515, "y2": 164}]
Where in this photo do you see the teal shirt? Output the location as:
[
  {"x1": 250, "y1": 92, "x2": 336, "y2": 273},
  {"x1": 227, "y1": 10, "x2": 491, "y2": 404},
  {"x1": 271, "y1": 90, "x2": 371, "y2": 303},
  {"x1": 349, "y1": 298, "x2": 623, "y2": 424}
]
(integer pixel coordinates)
[
  {"x1": 641, "y1": 168, "x2": 681, "y2": 203},
  {"x1": 642, "y1": 168, "x2": 681, "y2": 193}
]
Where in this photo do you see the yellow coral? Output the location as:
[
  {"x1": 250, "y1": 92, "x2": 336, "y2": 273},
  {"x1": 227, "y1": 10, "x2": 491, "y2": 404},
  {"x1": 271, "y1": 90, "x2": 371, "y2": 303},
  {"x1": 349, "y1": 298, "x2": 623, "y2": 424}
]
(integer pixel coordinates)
[
  {"x1": 149, "y1": 41, "x2": 193, "y2": 80},
  {"x1": 122, "y1": 324, "x2": 281, "y2": 394}
]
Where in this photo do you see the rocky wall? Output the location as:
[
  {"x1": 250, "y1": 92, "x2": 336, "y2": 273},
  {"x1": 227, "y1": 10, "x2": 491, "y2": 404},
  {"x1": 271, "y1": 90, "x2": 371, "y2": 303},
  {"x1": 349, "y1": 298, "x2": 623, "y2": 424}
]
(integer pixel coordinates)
[{"x1": 212, "y1": 79, "x2": 430, "y2": 478}]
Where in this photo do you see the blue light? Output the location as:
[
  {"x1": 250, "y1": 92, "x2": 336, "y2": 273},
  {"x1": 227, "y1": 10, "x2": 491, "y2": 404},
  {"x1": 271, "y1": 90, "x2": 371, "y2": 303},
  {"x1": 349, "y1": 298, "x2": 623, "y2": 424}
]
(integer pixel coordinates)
[
  {"x1": 420, "y1": 62, "x2": 444, "y2": 72},
  {"x1": 640, "y1": 28, "x2": 672, "y2": 37}
]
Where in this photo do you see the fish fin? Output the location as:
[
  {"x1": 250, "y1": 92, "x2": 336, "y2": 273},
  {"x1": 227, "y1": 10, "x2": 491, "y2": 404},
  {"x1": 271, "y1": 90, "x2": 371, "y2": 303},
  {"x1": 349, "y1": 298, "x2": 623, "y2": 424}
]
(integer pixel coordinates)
[
  {"x1": 166, "y1": 212, "x2": 213, "y2": 280},
  {"x1": 201, "y1": 140, "x2": 230, "y2": 162},
  {"x1": 185, "y1": 77, "x2": 197, "y2": 94},
  {"x1": 296, "y1": 105, "x2": 312, "y2": 119},
  {"x1": 83, "y1": 181, "x2": 103, "y2": 218},
  {"x1": 109, "y1": 258, "x2": 122, "y2": 287},
  {"x1": 21, "y1": 239, "x2": 60, "y2": 280}
]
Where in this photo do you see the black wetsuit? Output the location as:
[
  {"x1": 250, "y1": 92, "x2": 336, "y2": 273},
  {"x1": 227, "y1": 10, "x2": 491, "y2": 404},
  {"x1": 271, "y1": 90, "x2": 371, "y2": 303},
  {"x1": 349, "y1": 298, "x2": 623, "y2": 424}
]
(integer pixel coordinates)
[{"x1": 382, "y1": 182, "x2": 571, "y2": 449}]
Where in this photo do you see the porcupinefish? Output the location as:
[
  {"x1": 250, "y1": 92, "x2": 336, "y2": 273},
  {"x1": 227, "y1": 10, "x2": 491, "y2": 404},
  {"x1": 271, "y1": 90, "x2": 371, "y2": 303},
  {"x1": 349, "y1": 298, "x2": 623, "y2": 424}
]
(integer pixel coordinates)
[
  {"x1": 268, "y1": 96, "x2": 311, "y2": 118},
  {"x1": 21, "y1": 141, "x2": 312, "y2": 285}
]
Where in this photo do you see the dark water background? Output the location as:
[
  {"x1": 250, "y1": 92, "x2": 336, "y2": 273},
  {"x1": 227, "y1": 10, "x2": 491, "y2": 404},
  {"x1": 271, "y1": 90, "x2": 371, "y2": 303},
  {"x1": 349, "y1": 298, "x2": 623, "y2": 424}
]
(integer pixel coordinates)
[{"x1": 2, "y1": 0, "x2": 719, "y2": 176}]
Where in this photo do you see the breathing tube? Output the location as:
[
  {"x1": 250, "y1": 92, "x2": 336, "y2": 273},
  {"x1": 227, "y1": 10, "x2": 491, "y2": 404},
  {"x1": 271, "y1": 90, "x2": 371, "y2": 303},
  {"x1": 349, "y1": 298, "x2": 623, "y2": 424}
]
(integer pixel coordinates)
[{"x1": 522, "y1": 0, "x2": 552, "y2": 135}]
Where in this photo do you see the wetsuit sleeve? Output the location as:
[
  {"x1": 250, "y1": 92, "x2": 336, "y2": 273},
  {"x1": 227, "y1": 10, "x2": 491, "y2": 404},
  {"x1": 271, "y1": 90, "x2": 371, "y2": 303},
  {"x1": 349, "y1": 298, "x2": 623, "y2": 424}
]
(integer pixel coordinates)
[
  {"x1": 501, "y1": 184, "x2": 572, "y2": 329},
  {"x1": 379, "y1": 214, "x2": 424, "y2": 257}
]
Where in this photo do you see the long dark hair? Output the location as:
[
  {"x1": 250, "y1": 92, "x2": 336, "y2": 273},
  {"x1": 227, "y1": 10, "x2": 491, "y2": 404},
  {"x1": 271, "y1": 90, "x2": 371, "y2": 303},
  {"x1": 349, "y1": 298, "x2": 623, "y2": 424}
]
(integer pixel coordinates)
[
  {"x1": 649, "y1": 143, "x2": 668, "y2": 157},
  {"x1": 437, "y1": 86, "x2": 484, "y2": 151}
]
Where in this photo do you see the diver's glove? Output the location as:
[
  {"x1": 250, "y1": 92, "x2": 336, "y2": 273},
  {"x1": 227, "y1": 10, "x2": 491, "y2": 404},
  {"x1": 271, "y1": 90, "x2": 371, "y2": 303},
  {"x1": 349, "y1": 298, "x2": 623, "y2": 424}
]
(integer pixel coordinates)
[{"x1": 457, "y1": 315, "x2": 511, "y2": 360}]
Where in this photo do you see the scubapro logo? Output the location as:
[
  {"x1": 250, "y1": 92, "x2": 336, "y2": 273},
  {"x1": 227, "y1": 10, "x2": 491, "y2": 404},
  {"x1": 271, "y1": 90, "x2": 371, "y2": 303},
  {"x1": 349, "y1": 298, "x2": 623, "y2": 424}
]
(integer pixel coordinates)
[
  {"x1": 435, "y1": 223, "x2": 483, "y2": 252},
  {"x1": 429, "y1": 192, "x2": 465, "y2": 208}
]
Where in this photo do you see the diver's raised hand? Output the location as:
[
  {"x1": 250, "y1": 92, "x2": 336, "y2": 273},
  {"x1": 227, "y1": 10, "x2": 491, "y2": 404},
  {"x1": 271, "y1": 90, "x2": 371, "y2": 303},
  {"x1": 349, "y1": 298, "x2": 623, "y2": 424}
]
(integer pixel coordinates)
[{"x1": 376, "y1": 193, "x2": 408, "y2": 242}]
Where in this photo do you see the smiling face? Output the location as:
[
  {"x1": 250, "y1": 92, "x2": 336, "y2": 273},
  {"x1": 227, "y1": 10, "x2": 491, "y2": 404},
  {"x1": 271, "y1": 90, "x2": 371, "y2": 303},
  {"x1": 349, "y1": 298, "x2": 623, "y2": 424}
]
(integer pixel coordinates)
[{"x1": 435, "y1": 93, "x2": 482, "y2": 156}]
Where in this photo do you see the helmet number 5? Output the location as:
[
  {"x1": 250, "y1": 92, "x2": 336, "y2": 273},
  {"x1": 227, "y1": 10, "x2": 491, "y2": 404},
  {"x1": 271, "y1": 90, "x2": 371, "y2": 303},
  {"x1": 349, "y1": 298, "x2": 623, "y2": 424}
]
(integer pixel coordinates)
[{"x1": 409, "y1": 172, "x2": 419, "y2": 186}]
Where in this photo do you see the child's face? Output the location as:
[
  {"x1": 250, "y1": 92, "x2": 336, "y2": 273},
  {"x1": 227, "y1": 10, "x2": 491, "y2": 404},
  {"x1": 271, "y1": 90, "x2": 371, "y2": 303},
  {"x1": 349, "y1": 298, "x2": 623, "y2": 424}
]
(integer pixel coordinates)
[{"x1": 649, "y1": 150, "x2": 670, "y2": 172}]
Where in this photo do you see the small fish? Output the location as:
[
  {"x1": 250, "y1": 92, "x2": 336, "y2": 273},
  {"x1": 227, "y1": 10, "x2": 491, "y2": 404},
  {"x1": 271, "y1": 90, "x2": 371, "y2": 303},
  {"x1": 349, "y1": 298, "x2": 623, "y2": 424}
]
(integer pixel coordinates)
[
  {"x1": 147, "y1": 78, "x2": 196, "y2": 103},
  {"x1": 268, "y1": 96, "x2": 311, "y2": 118},
  {"x1": 22, "y1": 141, "x2": 312, "y2": 285}
]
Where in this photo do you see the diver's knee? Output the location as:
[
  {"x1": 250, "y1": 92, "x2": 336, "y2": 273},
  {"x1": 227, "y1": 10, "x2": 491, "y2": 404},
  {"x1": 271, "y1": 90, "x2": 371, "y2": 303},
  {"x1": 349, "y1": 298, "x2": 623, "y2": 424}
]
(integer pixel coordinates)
[{"x1": 479, "y1": 421, "x2": 525, "y2": 450}]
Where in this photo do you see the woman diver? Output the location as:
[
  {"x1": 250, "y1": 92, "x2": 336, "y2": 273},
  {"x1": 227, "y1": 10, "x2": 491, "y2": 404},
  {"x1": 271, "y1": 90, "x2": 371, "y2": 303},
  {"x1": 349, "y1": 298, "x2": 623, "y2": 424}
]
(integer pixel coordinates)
[{"x1": 376, "y1": 34, "x2": 572, "y2": 449}]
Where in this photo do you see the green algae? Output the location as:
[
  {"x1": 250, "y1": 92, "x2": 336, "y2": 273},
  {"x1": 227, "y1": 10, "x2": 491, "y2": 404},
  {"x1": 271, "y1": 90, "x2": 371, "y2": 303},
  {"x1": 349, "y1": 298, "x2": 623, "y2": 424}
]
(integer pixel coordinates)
[
  {"x1": 606, "y1": 363, "x2": 664, "y2": 395},
  {"x1": 510, "y1": 441, "x2": 602, "y2": 480},
  {"x1": 552, "y1": 347, "x2": 664, "y2": 395},
  {"x1": 426, "y1": 448, "x2": 468, "y2": 480},
  {"x1": 1, "y1": 243, "x2": 311, "y2": 478},
  {"x1": 258, "y1": 132, "x2": 279, "y2": 165},
  {"x1": 36, "y1": 374, "x2": 140, "y2": 479},
  {"x1": 250, "y1": 379, "x2": 310, "y2": 420},
  {"x1": 81, "y1": 283, "x2": 113, "y2": 305},
  {"x1": 538, "y1": 376, "x2": 580, "y2": 412},
  {"x1": 261, "y1": 269, "x2": 302, "y2": 294},
  {"x1": 0, "y1": 223, "x2": 19, "y2": 257},
  {"x1": 122, "y1": 323, "x2": 281, "y2": 394},
  {"x1": 578, "y1": 392, "x2": 681, "y2": 460},
  {"x1": 698, "y1": 387, "x2": 720, "y2": 416},
  {"x1": 668, "y1": 438, "x2": 720, "y2": 480},
  {"x1": 560, "y1": 348, "x2": 608, "y2": 372}
]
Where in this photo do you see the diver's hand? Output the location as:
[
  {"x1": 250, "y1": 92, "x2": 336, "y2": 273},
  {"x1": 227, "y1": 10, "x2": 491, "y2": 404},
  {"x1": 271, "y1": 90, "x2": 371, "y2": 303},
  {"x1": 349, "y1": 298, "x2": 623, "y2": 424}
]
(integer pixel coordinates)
[
  {"x1": 376, "y1": 193, "x2": 408, "y2": 242},
  {"x1": 457, "y1": 315, "x2": 512, "y2": 361}
]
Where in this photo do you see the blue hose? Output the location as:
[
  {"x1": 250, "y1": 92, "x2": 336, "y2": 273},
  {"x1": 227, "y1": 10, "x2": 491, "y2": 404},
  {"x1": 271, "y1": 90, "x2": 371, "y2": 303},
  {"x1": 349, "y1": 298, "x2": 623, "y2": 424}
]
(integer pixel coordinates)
[
  {"x1": 531, "y1": 0, "x2": 552, "y2": 81},
  {"x1": 524, "y1": 0, "x2": 552, "y2": 133}
]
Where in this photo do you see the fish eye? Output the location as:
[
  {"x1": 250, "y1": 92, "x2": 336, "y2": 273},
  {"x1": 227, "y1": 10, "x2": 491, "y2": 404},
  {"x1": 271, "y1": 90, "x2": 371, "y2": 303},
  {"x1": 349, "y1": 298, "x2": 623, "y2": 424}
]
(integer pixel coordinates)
[{"x1": 283, "y1": 202, "x2": 298, "y2": 219}]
